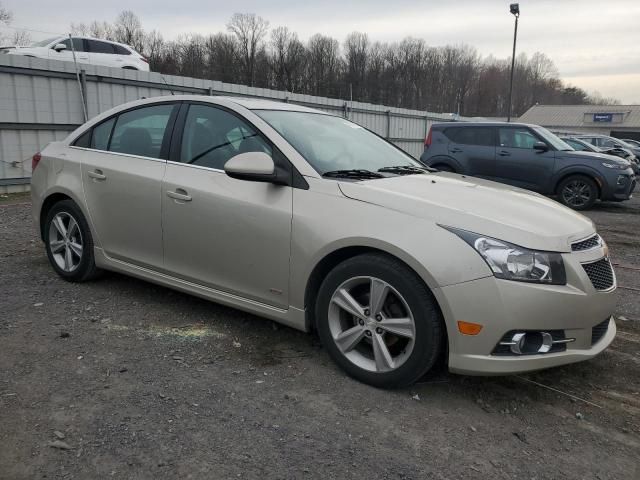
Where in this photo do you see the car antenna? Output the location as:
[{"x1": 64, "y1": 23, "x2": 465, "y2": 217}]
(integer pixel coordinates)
[{"x1": 160, "y1": 74, "x2": 175, "y2": 96}]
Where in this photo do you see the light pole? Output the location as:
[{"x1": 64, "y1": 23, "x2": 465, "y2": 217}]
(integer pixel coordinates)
[{"x1": 507, "y1": 3, "x2": 520, "y2": 122}]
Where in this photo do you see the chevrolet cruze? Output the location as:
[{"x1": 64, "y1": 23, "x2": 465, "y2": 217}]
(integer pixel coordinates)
[{"x1": 31, "y1": 96, "x2": 617, "y2": 388}]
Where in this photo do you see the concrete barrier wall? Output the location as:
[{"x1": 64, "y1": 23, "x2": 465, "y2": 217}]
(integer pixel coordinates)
[{"x1": 0, "y1": 55, "x2": 465, "y2": 192}]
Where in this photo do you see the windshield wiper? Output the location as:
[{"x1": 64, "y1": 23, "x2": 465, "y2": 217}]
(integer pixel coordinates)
[
  {"x1": 377, "y1": 165, "x2": 436, "y2": 175},
  {"x1": 322, "y1": 169, "x2": 385, "y2": 179}
]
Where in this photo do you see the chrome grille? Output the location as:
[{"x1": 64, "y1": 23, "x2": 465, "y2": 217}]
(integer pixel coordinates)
[
  {"x1": 572, "y1": 234, "x2": 601, "y2": 252},
  {"x1": 582, "y1": 258, "x2": 615, "y2": 291}
]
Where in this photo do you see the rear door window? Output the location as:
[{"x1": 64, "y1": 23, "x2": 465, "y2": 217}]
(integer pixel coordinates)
[
  {"x1": 91, "y1": 118, "x2": 116, "y2": 150},
  {"x1": 109, "y1": 104, "x2": 175, "y2": 158},
  {"x1": 113, "y1": 44, "x2": 131, "y2": 55},
  {"x1": 445, "y1": 127, "x2": 495, "y2": 146},
  {"x1": 87, "y1": 39, "x2": 115, "y2": 54}
]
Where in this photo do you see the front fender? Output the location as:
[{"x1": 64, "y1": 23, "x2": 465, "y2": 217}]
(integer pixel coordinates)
[{"x1": 552, "y1": 166, "x2": 607, "y2": 195}]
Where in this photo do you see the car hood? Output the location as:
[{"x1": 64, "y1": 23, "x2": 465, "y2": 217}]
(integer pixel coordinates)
[
  {"x1": 2, "y1": 46, "x2": 40, "y2": 54},
  {"x1": 557, "y1": 150, "x2": 631, "y2": 165},
  {"x1": 338, "y1": 173, "x2": 595, "y2": 252}
]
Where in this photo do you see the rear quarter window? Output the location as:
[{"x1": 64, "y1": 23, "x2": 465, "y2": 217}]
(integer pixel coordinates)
[{"x1": 113, "y1": 44, "x2": 131, "y2": 55}]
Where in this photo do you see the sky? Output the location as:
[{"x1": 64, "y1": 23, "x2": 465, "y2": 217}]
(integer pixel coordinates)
[{"x1": 2, "y1": 0, "x2": 639, "y2": 103}]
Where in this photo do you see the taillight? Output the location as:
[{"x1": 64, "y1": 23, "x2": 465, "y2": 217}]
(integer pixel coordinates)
[
  {"x1": 140, "y1": 57, "x2": 149, "y2": 63},
  {"x1": 32, "y1": 152, "x2": 42, "y2": 171},
  {"x1": 424, "y1": 127, "x2": 433, "y2": 148}
]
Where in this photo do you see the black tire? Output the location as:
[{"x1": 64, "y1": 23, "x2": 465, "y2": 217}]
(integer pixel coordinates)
[
  {"x1": 315, "y1": 253, "x2": 444, "y2": 389},
  {"x1": 432, "y1": 164, "x2": 455, "y2": 173},
  {"x1": 557, "y1": 175, "x2": 598, "y2": 210},
  {"x1": 44, "y1": 200, "x2": 102, "y2": 282}
]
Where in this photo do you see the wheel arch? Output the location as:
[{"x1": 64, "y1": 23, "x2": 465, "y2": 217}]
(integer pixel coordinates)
[
  {"x1": 38, "y1": 189, "x2": 92, "y2": 242},
  {"x1": 553, "y1": 168, "x2": 604, "y2": 199},
  {"x1": 303, "y1": 244, "x2": 446, "y2": 336}
]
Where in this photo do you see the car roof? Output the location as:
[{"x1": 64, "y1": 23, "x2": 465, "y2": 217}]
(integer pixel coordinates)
[
  {"x1": 84, "y1": 95, "x2": 330, "y2": 123},
  {"x1": 223, "y1": 96, "x2": 327, "y2": 113},
  {"x1": 431, "y1": 121, "x2": 539, "y2": 128},
  {"x1": 62, "y1": 36, "x2": 135, "y2": 51}
]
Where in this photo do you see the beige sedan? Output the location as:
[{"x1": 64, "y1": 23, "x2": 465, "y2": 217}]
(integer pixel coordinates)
[{"x1": 31, "y1": 96, "x2": 617, "y2": 388}]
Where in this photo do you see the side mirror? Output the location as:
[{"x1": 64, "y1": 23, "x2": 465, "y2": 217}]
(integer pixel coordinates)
[
  {"x1": 533, "y1": 141, "x2": 549, "y2": 152},
  {"x1": 224, "y1": 152, "x2": 278, "y2": 183},
  {"x1": 53, "y1": 43, "x2": 67, "y2": 52}
]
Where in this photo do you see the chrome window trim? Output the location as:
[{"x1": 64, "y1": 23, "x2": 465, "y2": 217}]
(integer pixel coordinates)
[
  {"x1": 166, "y1": 159, "x2": 224, "y2": 173},
  {"x1": 68, "y1": 145, "x2": 167, "y2": 163}
]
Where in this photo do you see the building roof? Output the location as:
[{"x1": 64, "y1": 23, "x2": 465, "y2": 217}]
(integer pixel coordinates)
[{"x1": 518, "y1": 104, "x2": 640, "y2": 128}]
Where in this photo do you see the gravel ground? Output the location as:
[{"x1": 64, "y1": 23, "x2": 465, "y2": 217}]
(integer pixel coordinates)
[{"x1": 1, "y1": 192, "x2": 639, "y2": 480}]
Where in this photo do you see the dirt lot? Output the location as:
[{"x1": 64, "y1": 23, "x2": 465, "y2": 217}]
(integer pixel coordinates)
[{"x1": 1, "y1": 192, "x2": 639, "y2": 480}]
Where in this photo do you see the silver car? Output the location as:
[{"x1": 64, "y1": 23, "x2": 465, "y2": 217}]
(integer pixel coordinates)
[{"x1": 31, "y1": 96, "x2": 617, "y2": 388}]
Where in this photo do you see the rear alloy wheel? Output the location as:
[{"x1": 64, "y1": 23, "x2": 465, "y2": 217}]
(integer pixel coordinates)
[
  {"x1": 316, "y1": 253, "x2": 443, "y2": 388},
  {"x1": 558, "y1": 175, "x2": 597, "y2": 210},
  {"x1": 44, "y1": 200, "x2": 102, "y2": 282}
]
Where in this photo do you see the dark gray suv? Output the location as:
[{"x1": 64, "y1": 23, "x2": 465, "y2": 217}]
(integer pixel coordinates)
[{"x1": 420, "y1": 122, "x2": 636, "y2": 210}]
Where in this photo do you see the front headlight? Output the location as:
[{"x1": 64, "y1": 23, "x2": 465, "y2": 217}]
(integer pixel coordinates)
[
  {"x1": 444, "y1": 227, "x2": 566, "y2": 285},
  {"x1": 602, "y1": 162, "x2": 628, "y2": 170}
]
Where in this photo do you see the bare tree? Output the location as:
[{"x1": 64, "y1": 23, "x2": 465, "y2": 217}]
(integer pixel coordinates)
[
  {"x1": 89, "y1": 20, "x2": 116, "y2": 40},
  {"x1": 114, "y1": 10, "x2": 144, "y2": 50},
  {"x1": 60, "y1": 10, "x2": 617, "y2": 115},
  {"x1": 0, "y1": 1, "x2": 11, "y2": 25},
  {"x1": 205, "y1": 33, "x2": 240, "y2": 83},
  {"x1": 143, "y1": 30, "x2": 165, "y2": 69},
  {"x1": 70, "y1": 22, "x2": 89, "y2": 36},
  {"x1": 270, "y1": 26, "x2": 307, "y2": 92},
  {"x1": 307, "y1": 34, "x2": 341, "y2": 97},
  {"x1": 344, "y1": 32, "x2": 369, "y2": 100},
  {"x1": 11, "y1": 29, "x2": 31, "y2": 46},
  {"x1": 227, "y1": 13, "x2": 269, "y2": 86}
]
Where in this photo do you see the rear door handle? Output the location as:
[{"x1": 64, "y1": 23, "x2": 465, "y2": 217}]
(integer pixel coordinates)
[
  {"x1": 498, "y1": 151, "x2": 511, "y2": 157},
  {"x1": 88, "y1": 169, "x2": 106, "y2": 181},
  {"x1": 167, "y1": 189, "x2": 192, "y2": 202}
]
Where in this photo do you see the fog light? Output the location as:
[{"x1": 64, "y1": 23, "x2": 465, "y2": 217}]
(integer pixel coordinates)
[
  {"x1": 499, "y1": 331, "x2": 574, "y2": 354},
  {"x1": 617, "y1": 175, "x2": 627, "y2": 186}
]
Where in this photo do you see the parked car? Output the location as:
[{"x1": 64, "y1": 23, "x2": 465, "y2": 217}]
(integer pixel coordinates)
[
  {"x1": 573, "y1": 134, "x2": 640, "y2": 159},
  {"x1": 420, "y1": 122, "x2": 636, "y2": 210},
  {"x1": 1, "y1": 36, "x2": 149, "y2": 71},
  {"x1": 31, "y1": 96, "x2": 617, "y2": 388},
  {"x1": 621, "y1": 139, "x2": 640, "y2": 148},
  {"x1": 561, "y1": 137, "x2": 639, "y2": 174}
]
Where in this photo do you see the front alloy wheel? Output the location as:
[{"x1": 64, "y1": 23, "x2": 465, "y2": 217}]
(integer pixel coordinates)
[
  {"x1": 558, "y1": 175, "x2": 597, "y2": 210},
  {"x1": 328, "y1": 276, "x2": 416, "y2": 373},
  {"x1": 316, "y1": 253, "x2": 444, "y2": 388}
]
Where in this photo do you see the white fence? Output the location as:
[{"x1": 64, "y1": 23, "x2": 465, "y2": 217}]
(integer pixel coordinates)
[{"x1": 0, "y1": 55, "x2": 466, "y2": 192}]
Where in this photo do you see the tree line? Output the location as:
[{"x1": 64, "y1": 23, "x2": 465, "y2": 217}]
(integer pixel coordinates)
[{"x1": 6, "y1": 7, "x2": 619, "y2": 118}]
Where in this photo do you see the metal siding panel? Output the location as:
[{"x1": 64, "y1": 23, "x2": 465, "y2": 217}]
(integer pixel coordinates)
[{"x1": 0, "y1": 55, "x2": 476, "y2": 183}]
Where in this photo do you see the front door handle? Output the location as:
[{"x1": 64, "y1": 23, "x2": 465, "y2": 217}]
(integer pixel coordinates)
[
  {"x1": 88, "y1": 169, "x2": 106, "y2": 181},
  {"x1": 498, "y1": 151, "x2": 511, "y2": 157},
  {"x1": 167, "y1": 189, "x2": 192, "y2": 202}
]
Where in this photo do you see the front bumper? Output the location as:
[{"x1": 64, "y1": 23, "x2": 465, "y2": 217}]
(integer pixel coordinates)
[
  {"x1": 435, "y1": 245, "x2": 617, "y2": 375},
  {"x1": 601, "y1": 169, "x2": 635, "y2": 201}
]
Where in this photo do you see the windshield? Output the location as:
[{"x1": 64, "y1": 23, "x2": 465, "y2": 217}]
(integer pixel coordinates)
[
  {"x1": 31, "y1": 37, "x2": 60, "y2": 47},
  {"x1": 253, "y1": 110, "x2": 422, "y2": 175},
  {"x1": 532, "y1": 126, "x2": 574, "y2": 151}
]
